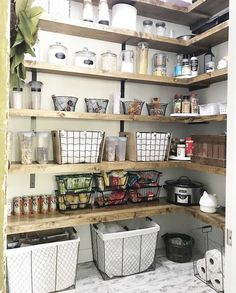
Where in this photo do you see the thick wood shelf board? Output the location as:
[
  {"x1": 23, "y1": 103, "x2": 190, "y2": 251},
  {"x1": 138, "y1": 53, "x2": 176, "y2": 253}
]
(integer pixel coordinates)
[{"x1": 6, "y1": 201, "x2": 225, "y2": 235}]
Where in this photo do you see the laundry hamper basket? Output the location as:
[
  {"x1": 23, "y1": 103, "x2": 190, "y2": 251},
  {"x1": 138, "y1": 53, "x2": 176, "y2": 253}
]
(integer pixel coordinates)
[
  {"x1": 6, "y1": 228, "x2": 80, "y2": 293},
  {"x1": 91, "y1": 218, "x2": 160, "y2": 279}
]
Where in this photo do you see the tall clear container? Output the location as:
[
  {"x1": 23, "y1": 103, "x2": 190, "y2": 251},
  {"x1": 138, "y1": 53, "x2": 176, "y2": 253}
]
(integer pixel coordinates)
[
  {"x1": 116, "y1": 137, "x2": 127, "y2": 161},
  {"x1": 28, "y1": 81, "x2": 43, "y2": 110},
  {"x1": 11, "y1": 81, "x2": 25, "y2": 109},
  {"x1": 18, "y1": 132, "x2": 35, "y2": 165},
  {"x1": 36, "y1": 132, "x2": 50, "y2": 164},
  {"x1": 104, "y1": 136, "x2": 117, "y2": 162},
  {"x1": 137, "y1": 42, "x2": 149, "y2": 75},
  {"x1": 120, "y1": 50, "x2": 134, "y2": 73},
  {"x1": 7, "y1": 131, "x2": 13, "y2": 168},
  {"x1": 152, "y1": 53, "x2": 168, "y2": 76}
]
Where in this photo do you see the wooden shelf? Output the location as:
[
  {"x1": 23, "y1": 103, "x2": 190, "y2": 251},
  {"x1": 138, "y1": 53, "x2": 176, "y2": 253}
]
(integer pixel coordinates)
[
  {"x1": 24, "y1": 61, "x2": 228, "y2": 88},
  {"x1": 9, "y1": 109, "x2": 227, "y2": 124},
  {"x1": 39, "y1": 16, "x2": 228, "y2": 54},
  {"x1": 6, "y1": 200, "x2": 225, "y2": 235},
  {"x1": 74, "y1": 0, "x2": 228, "y2": 28},
  {"x1": 8, "y1": 161, "x2": 226, "y2": 176}
]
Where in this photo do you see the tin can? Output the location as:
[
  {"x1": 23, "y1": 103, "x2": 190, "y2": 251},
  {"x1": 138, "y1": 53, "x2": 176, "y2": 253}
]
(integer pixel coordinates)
[
  {"x1": 13, "y1": 197, "x2": 23, "y2": 216},
  {"x1": 41, "y1": 195, "x2": 49, "y2": 214},
  {"x1": 185, "y1": 137, "x2": 194, "y2": 157},
  {"x1": 23, "y1": 196, "x2": 32, "y2": 215},
  {"x1": 32, "y1": 196, "x2": 41, "y2": 214},
  {"x1": 48, "y1": 195, "x2": 57, "y2": 213}
]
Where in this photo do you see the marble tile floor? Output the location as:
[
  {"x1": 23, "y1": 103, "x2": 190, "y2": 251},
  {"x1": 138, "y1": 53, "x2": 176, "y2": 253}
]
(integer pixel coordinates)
[{"x1": 65, "y1": 257, "x2": 215, "y2": 293}]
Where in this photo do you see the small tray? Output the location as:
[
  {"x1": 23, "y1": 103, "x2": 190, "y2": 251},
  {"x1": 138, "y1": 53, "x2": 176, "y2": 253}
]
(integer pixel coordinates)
[
  {"x1": 170, "y1": 113, "x2": 199, "y2": 117},
  {"x1": 169, "y1": 155, "x2": 191, "y2": 161}
]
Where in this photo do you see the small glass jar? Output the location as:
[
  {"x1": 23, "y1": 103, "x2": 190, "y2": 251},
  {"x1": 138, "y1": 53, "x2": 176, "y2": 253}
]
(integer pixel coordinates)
[
  {"x1": 182, "y1": 55, "x2": 191, "y2": 76},
  {"x1": 98, "y1": 0, "x2": 109, "y2": 25},
  {"x1": 142, "y1": 20, "x2": 153, "y2": 34},
  {"x1": 83, "y1": 0, "x2": 94, "y2": 22},
  {"x1": 101, "y1": 50, "x2": 117, "y2": 72},
  {"x1": 173, "y1": 93, "x2": 182, "y2": 113},
  {"x1": 36, "y1": 131, "x2": 50, "y2": 164},
  {"x1": 28, "y1": 81, "x2": 43, "y2": 110},
  {"x1": 156, "y1": 22, "x2": 166, "y2": 37},
  {"x1": 120, "y1": 50, "x2": 134, "y2": 73},
  {"x1": 75, "y1": 47, "x2": 96, "y2": 68},
  {"x1": 182, "y1": 96, "x2": 191, "y2": 114},
  {"x1": 11, "y1": 80, "x2": 25, "y2": 109},
  {"x1": 18, "y1": 131, "x2": 35, "y2": 165},
  {"x1": 152, "y1": 53, "x2": 168, "y2": 76},
  {"x1": 137, "y1": 42, "x2": 149, "y2": 75},
  {"x1": 48, "y1": 42, "x2": 68, "y2": 65}
]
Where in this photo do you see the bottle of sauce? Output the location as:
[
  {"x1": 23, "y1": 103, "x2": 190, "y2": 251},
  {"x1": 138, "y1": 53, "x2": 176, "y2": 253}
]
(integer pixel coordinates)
[
  {"x1": 204, "y1": 46, "x2": 215, "y2": 73},
  {"x1": 173, "y1": 93, "x2": 182, "y2": 114},
  {"x1": 182, "y1": 95, "x2": 191, "y2": 114}
]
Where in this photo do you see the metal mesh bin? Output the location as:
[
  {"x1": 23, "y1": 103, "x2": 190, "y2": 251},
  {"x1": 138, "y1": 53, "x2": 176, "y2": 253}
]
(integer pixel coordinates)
[
  {"x1": 7, "y1": 228, "x2": 80, "y2": 293},
  {"x1": 52, "y1": 130, "x2": 105, "y2": 164},
  {"x1": 91, "y1": 218, "x2": 160, "y2": 279}
]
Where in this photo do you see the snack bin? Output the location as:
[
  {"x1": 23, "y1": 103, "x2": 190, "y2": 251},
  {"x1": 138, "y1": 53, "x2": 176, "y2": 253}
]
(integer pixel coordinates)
[
  {"x1": 91, "y1": 218, "x2": 160, "y2": 279},
  {"x1": 6, "y1": 229, "x2": 80, "y2": 293}
]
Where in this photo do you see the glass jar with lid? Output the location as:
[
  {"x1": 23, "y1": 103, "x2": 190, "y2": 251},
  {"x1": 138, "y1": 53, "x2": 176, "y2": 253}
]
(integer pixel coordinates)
[
  {"x1": 137, "y1": 42, "x2": 149, "y2": 75},
  {"x1": 152, "y1": 53, "x2": 168, "y2": 76},
  {"x1": 173, "y1": 93, "x2": 182, "y2": 114},
  {"x1": 156, "y1": 22, "x2": 166, "y2": 37},
  {"x1": 48, "y1": 42, "x2": 68, "y2": 65},
  {"x1": 28, "y1": 81, "x2": 43, "y2": 110},
  {"x1": 142, "y1": 20, "x2": 153, "y2": 34},
  {"x1": 120, "y1": 50, "x2": 134, "y2": 73},
  {"x1": 182, "y1": 95, "x2": 191, "y2": 114},
  {"x1": 101, "y1": 50, "x2": 117, "y2": 72},
  {"x1": 75, "y1": 47, "x2": 96, "y2": 68}
]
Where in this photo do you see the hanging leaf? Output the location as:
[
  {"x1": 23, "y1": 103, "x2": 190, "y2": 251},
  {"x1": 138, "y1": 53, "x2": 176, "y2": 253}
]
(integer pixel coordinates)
[
  {"x1": 30, "y1": 6, "x2": 44, "y2": 35},
  {"x1": 15, "y1": 0, "x2": 32, "y2": 16},
  {"x1": 18, "y1": 11, "x2": 33, "y2": 45},
  {"x1": 12, "y1": 30, "x2": 24, "y2": 48}
]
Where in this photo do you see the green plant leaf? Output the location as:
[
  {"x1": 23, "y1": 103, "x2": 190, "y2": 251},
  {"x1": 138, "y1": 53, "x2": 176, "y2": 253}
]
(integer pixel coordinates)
[
  {"x1": 24, "y1": 42, "x2": 36, "y2": 56},
  {"x1": 30, "y1": 7, "x2": 44, "y2": 35},
  {"x1": 19, "y1": 63, "x2": 26, "y2": 80},
  {"x1": 18, "y1": 11, "x2": 33, "y2": 45},
  {"x1": 12, "y1": 31, "x2": 24, "y2": 48},
  {"x1": 15, "y1": 0, "x2": 32, "y2": 16}
]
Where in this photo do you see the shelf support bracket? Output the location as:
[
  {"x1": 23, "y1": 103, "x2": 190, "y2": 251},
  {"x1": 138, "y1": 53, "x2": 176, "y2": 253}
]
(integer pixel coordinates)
[{"x1": 120, "y1": 42, "x2": 126, "y2": 133}]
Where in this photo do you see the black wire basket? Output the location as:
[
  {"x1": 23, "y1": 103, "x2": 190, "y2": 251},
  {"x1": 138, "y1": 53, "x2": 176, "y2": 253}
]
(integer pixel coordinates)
[
  {"x1": 94, "y1": 190, "x2": 128, "y2": 207},
  {"x1": 121, "y1": 100, "x2": 144, "y2": 115},
  {"x1": 128, "y1": 186, "x2": 162, "y2": 203}
]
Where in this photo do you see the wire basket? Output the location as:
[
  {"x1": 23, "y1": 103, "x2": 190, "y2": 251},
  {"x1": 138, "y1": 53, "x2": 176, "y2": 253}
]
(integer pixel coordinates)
[
  {"x1": 146, "y1": 103, "x2": 168, "y2": 116},
  {"x1": 94, "y1": 190, "x2": 128, "y2": 207},
  {"x1": 192, "y1": 226, "x2": 225, "y2": 292},
  {"x1": 199, "y1": 103, "x2": 220, "y2": 115},
  {"x1": 94, "y1": 171, "x2": 128, "y2": 192},
  {"x1": 52, "y1": 130, "x2": 105, "y2": 164},
  {"x1": 127, "y1": 170, "x2": 162, "y2": 188},
  {"x1": 56, "y1": 174, "x2": 93, "y2": 194},
  {"x1": 85, "y1": 98, "x2": 109, "y2": 113},
  {"x1": 52, "y1": 95, "x2": 78, "y2": 112},
  {"x1": 128, "y1": 186, "x2": 162, "y2": 203},
  {"x1": 121, "y1": 100, "x2": 144, "y2": 115},
  {"x1": 57, "y1": 191, "x2": 92, "y2": 210}
]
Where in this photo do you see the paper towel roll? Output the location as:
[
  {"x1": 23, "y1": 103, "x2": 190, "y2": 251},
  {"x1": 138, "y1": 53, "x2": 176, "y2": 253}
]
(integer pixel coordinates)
[
  {"x1": 206, "y1": 249, "x2": 224, "y2": 273},
  {"x1": 210, "y1": 272, "x2": 224, "y2": 292},
  {"x1": 196, "y1": 258, "x2": 211, "y2": 281}
]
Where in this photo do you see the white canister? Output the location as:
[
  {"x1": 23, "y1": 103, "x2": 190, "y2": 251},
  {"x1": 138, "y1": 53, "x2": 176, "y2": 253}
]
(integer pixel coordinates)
[
  {"x1": 120, "y1": 50, "x2": 134, "y2": 73},
  {"x1": 75, "y1": 47, "x2": 96, "y2": 68},
  {"x1": 199, "y1": 191, "x2": 218, "y2": 213},
  {"x1": 111, "y1": 4, "x2": 137, "y2": 30},
  {"x1": 48, "y1": 42, "x2": 68, "y2": 65}
]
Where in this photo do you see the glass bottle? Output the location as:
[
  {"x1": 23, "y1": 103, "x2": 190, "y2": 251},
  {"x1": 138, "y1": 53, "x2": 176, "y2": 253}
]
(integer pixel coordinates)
[
  {"x1": 98, "y1": 0, "x2": 109, "y2": 25},
  {"x1": 204, "y1": 46, "x2": 215, "y2": 73},
  {"x1": 83, "y1": 0, "x2": 94, "y2": 22},
  {"x1": 11, "y1": 80, "x2": 25, "y2": 109},
  {"x1": 182, "y1": 95, "x2": 191, "y2": 114},
  {"x1": 173, "y1": 93, "x2": 182, "y2": 114},
  {"x1": 142, "y1": 20, "x2": 153, "y2": 34},
  {"x1": 156, "y1": 22, "x2": 166, "y2": 36},
  {"x1": 190, "y1": 93, "x2": 199, "y2": 114},
  {"x1": 120, "y1": 50, "x2": 134, "y2": 73},
  {"x1": 28, "y1": 81, "x2": 43, "y2": 110},
  {"x1": 175, "y1": 54, "x2": 183, "y2": 77},
  {"x1": 137, "y1": 42, "x2": 149, "y2": 74},
  {"x1": 182, "y1": 55, "x2": 191, "y2": 76}
]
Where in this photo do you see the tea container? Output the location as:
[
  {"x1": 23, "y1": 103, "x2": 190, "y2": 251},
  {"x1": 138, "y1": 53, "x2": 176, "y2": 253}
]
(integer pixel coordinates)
[
  {"x1": 120, "y1": 50, "x2": 134, "y2": 73},
  {"x1": 101, "y1": 50, "x2": 117, "y2": 72},
  {"x1": 137, "y1": 42, "x2": 149, "y2": 74},
  {"x1": 75, "y1": 47, "x2": 96, "y2": 68},
  {"x1": 48, "y1": 42, "x2": 68, "y2": 65}
]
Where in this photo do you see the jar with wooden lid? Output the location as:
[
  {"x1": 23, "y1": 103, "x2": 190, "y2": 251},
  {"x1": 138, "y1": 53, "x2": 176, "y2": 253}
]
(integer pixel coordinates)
[{"x1": 137, "y1": 42, "x2": 149, "y2": 74}]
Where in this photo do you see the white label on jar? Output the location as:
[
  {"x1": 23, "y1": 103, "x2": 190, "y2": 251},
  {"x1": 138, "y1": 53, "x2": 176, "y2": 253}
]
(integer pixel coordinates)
[{"x1": 75, "y1": 55, "x2": 96, "y2": 68}]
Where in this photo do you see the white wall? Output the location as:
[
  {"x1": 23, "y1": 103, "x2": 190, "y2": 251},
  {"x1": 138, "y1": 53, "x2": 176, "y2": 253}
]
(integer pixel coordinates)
[{"x1": 8, "y1": 2, "x2": 226, "y2": 263}]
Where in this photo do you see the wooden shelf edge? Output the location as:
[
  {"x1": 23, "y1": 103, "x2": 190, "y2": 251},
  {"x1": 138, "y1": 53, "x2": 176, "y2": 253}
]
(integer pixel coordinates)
[{"x1": 6, "y1": 201, "x2": 225, "y2": 235}]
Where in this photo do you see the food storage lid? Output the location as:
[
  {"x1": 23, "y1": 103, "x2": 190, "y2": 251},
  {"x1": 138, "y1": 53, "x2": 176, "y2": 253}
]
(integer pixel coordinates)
[
  {"x1": 75, "y1": 47, "x2": 96, "y2": 57},
  {"x1": 101, "y1": 50, "x2": 117, "y2": 57},
  {"x1": 137, "y1": 42, "x2": 149, "y2": 49},
  {"x1": 143, "y1": 20, "x2": 153, "y2": 26},
  {"x1": 156, "y1": 22, "x2": 166, "y2": 27},
  {"x1": 28, "y1": 81, "x2": 43, "y2": 91},
  {"x1": 49, "y1": 42, "x2": 67, "y2": 50},
  {"x1": 165, "y1": 176, "x2": 204, "y2": 188}
]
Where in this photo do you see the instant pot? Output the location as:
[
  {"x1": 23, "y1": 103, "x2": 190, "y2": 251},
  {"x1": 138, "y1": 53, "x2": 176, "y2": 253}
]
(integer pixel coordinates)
[{"x1": 164, "y1": 176, "x2": 205, "y2": 206}]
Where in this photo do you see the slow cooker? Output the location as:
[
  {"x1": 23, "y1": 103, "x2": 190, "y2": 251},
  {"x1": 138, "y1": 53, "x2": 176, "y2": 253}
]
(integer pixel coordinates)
[{"x1": 164, "y1": 176, "x2": 205, "y2": 206}]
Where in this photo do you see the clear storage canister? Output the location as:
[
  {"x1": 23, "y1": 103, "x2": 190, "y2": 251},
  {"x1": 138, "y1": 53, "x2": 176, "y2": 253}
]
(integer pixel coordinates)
[
  {"x1": 36, "y1": 132, "x2": 50, "y2": 164},
  {"x1": 156, "y1": 22, "x2": 166, "y2": 37},
  {"x1": 104, "y1": 136, "x2": 117, "y2": 162},
  {"x1": 142, "y1": 20, "x2": 153, "y2": 34},
  {"x1": 137, "y1": 42, "x2": 149, "y2": 75},
  {"x1": 28, "y1": 81, "x2": 43, "y2": 110},
  {"x1": 120, "y1": 50, "x2": 134, "y2": 73},
  {"x1": 18, "y1": 131, "x2": 35, "y2": 165},
  {"x1": 48, "y1": 42, "x2": 68, "y2": 65},
  {"x1": 75, "y1": 47, "x2": 96, "y2": 68},
  {"x1": 101, "y1": 50, "x2": 117, "y2": 72},
  {"x1": 152, "y1": 53, "x2": 168, "y2": 76}
]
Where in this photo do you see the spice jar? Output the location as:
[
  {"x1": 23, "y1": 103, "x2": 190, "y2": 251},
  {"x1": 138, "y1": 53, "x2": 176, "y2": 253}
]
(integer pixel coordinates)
[
  {"x1": 101, "y1": 50, "x2": 117, "y2": 72},
  {"x1": 190, "y1": 93, "x2": 199, "y2": 114},
  {"x1": 137, "y1": 42, "x2": 149, "y2": 75},
  {"x1": 182, "y1": 95, "x2": 191, "y2": 114},
  {"x1": 48, "y1": 42, "x2": 68, "y2": 65},
  {"x1": 152, "y1": 53, "x2": 168, "y2": 76},
  {"x1": 75, "y1": 47, "x2": 96, "y2": 68},
  {"x1": 156, "y1": 22, "x2": 166, "y2": 36},
  {"x1": 182, "y1": 55, "x2": 191, "y2": 76},
  {"x1": 83, "y1": 0, "x2": 94, "y2": 22},
  {"x1": 28, "y1": 81, "x2": 43, "y2": 110},
  {"x1": 142, "y1": 20, "x2": 153, "y2": 34},
  {"x1": 18, "y1": 131, "x2": 35, "y2": 165},
  {"x1": 120, "y1": 50, "x2": 134, "y2": 73},
  {"x1": 173, "y1": 93, "x2": 182, "y2": 113},
  {"x1": 98, "y1": 0, "x2": 109, "y2": 25}
]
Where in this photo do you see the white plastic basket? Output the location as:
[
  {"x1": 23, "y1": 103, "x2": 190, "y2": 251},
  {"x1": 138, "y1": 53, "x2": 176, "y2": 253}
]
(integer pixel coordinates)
[
  {"x1": 218, "y1": 102, "x2": 227, "y2": 114},
  {"x1": 91, "y1": 218, "x2": 160, "y2": 278},
  {"x1": 199, "y1": 103, "x2": 220, "y2": 116},
  {"x1": 7, "y1": 237, "x2": 80, "y2": 293}
]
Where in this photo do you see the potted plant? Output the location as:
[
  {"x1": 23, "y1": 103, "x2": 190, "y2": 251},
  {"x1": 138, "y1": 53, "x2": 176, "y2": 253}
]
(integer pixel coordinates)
[{"x1": 10, "y1": 0, "x2": 43, "y2": 92}]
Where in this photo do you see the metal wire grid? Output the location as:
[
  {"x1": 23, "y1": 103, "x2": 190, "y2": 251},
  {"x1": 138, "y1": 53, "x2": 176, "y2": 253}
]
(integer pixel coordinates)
[
  {"x1": 94, "y1": 190, "x2": 128, "y2": 207},
  {"x1": 128, "y1": 186, "x2": 162, "y2": 203},
  {"x1": 59, "y1": 130, "x2": 104, "y2": 164},
  {"x1": 91, "y1": 225, "x2": 158, "y2": 279},
  {"x1": 136, "y1": 132, "x2": 171, "y2": 162},
  {"x1": 7, "y1": 239, "x2": 80, "y2": 293}
]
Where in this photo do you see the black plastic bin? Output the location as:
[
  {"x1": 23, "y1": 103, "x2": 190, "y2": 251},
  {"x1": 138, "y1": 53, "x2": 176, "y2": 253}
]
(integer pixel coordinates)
[{"x1": 162, "y1": 233, "x2": 194, "y2": 263}]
